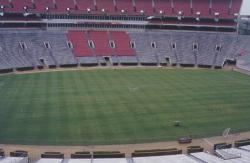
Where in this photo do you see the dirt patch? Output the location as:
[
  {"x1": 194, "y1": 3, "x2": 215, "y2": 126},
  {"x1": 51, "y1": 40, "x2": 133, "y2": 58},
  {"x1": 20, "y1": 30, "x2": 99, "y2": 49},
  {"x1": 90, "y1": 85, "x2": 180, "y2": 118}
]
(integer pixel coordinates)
[
  {"x1": 7, "y1": 66, "x2": 230, "y2": 75},
  {"x1": 234, "y1": 68, "x2": 250, "y2": 76}
]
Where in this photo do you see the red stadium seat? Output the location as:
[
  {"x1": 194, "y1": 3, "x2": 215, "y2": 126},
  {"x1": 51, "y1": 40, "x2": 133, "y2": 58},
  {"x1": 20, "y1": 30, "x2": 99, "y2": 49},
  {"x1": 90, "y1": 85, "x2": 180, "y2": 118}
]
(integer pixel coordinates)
[
  {"x1": 33, "y1": 0, "x2": 54, "y2": 13},
  {"x1": 110, "y1": 31, "x2": 135, "y2": 56},
  {"x1": 211, "y1": 0, "x2": 230, "y2": 18},
  {"x1": 95, "y1": 0, "x2": 116, "y2": 14},
  {"x1": 75, "y1": 0, "x2": 94, "y2": 13},
  {"x1": 116, "y1": 0, "x2": 134, "y2": 15},
  {"x1": 154, "y1": 0, "x2": 173, "y2": 16},
  {"x1": 3, "y1": 0, "x2": 33, "y2": 13},
  {"x1": 67, "y1": 31, "x2": 93, "y2": 57},
  {"x1": 191, "y1": 0, "x2": 211, "y2": 18},
  {"x1": 55, "y1": 0, "x2": 75, "y2": 13},
  {"x1": 0, "y1": 0, "x2": 11, "y2": 10},
  {"x1": 0, "y1": 0, "x2": 242, "y2": 20},
  {"x1": 88, "y1": 31, "x2": 113, "y2": 56},
  {"x1": 134, "y1": 0, "x2": 154, "y2": 15},
  {"x1": 231, "y1": 0, "x2": 242, "y2": 15},
  {"x1": 174, "y1": 0, "x2": 191, "y2": 17},
  {"x1": 0, "y1": 0, "x2": 9, "y2": 6}
]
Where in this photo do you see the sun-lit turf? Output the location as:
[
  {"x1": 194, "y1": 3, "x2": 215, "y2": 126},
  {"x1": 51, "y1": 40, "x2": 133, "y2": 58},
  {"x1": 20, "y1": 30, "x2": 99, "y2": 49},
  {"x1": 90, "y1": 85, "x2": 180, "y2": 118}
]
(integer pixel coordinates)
[{"x1": 0, "y1": 68, "x2": 250, "y2": 145}]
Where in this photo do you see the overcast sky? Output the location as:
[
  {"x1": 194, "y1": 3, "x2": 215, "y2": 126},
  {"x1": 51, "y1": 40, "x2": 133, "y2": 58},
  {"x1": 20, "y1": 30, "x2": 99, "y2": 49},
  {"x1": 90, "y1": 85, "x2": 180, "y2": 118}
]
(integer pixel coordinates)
[{"x1": 240, "y1": 0, "x2": 250, "y2": 15}]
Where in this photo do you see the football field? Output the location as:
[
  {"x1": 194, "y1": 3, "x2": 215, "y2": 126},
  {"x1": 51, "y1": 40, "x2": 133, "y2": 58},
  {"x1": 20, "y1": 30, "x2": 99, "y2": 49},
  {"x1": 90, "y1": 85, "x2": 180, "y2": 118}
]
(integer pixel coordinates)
[{"x1": 0, "y1": 68, "x2": 250, "y2": 145}]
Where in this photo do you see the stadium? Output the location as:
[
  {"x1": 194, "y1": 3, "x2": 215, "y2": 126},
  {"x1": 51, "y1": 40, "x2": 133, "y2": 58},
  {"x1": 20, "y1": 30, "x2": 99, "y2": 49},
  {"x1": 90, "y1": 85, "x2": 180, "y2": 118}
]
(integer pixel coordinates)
[{"x1": 1, "y1": 0, "x2": 250, "y2": 162}]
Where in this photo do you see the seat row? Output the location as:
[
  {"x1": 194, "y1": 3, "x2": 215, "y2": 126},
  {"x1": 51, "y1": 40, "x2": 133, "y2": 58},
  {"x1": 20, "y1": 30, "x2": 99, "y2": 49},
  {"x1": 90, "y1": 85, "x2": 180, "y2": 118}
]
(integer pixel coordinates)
[{"x1": 0, "y1": 0, "x2": 242, "y2": 18}]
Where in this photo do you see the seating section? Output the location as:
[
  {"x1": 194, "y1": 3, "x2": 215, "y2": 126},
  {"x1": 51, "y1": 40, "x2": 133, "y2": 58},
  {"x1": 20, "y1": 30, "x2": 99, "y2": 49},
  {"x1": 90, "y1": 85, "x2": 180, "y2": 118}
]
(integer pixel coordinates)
[
  {"x1": 133, "y1": 154, "x2": 198, "y2": 163},
  {"x1": 216, "y1": 148, "x2": 250, "y2": 162},
  {"x1": 174, "y1": 0, "x2": 191, "y2": 16},
  {"x1": 237, "y1": 52, "x2": 250, "y2": 71},
  {"x1": 0, "y1": 0, "x2": 9, "y2": 7},
  {"x1": 33, "y1": 0, "x2": 54, "y2": 13},
  {"x1": 95, "y1": 0, "x2": 115, "y2": 14},
  {"x1": 134, "y1": 0, "x2": 153, "y2": 15},
  {"x1": 45, "y1": 33, "x2": 77, "y2": 65},
  {"x1": 55, "y1": 0, "x2": 75, "y2": 13},
  {"x1": 129, "y1": 32, "x2": 158, "y2": 64},
  {"x1": 0, "y1": 30, "x2": 77, "y2": 69},
  {"x1": 0, "y1": 157, "x2": 28, "y2": 163},
  {"x1": 154, "y1": 0, "x2": 173, "y2": 16},
  {"x1": 4, "y1": 0, "x2": 33, "y2": 13},
  {"x1": 0, "y1": 0, "x2": 243, "y2": 18},
  {"x1": 88, "y1": 31, "x2": 113, "y2": 56},
  {"x1": 113, "y1": 0, "x2": 134, "y2": 14},
  {"x1": 192, "y1": 0, "x2": 210, "y2": 17},
  {"x1": 74, "y1": 0, "x2": 94, "y2": 13},
  {"x1": 240, "y1": 145, "x2": 250, "y2": 151},
  {"x1": 231, "y1": 0, "x2": 243, "y2": 15},
  {"x1": 211, "y1": 0, "x2": 230, "y2": 17},
  {"x1": 67, "y1": 31, "x2": 93, "y2": 57},
  {"x1": 0, "y1": 29, "x2": 250, "y2": 70},
  {"x1": 110, "y1": 31, "x2": 136, "y2": 56},
  {"x1": 0, "y1": 0, "x2": 242, "y2": 18},
  {"x1": 67, "y1": 30, "x2": 136, "y2": 58}
]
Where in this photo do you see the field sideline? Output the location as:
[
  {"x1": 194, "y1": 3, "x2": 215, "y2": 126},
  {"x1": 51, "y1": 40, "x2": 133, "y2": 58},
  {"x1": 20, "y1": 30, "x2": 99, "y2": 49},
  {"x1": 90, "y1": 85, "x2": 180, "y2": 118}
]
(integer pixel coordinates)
[{"x1": 0, "y1": 68, "x2": 250, "y2": 145}]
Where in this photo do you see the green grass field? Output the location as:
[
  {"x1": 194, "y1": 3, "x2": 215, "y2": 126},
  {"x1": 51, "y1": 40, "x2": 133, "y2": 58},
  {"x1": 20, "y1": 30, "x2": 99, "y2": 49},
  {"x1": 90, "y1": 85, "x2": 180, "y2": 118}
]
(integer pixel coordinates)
[{"x1": 0, "y1": 68, "x2": 250, "y2": 145}]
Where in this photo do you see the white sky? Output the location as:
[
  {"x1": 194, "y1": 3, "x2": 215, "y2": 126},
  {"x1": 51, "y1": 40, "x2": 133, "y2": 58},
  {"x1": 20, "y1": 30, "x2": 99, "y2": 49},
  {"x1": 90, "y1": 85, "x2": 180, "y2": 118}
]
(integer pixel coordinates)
[{"x1": 240, "y1": 0, "x2": 250, "y2": 15}]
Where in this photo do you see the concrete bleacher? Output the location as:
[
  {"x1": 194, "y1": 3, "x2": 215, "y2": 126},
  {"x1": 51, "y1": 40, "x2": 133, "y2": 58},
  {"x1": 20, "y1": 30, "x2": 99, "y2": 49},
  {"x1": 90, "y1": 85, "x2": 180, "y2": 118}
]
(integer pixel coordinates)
[
  {"x1": 0, "y1": 29, "x2": 250, "y2": 71},
  {"x1": 191, "y1": 152, "x2": 228, "y2": 163},
  {"x1": 240, "y1": 145, "x2": 250, "y2": 152},
  {"x1": 149, "y1": 32, "x2": 175, "y2": 64},
  {"x1": 66, "y1": 159, "x2": 91, "y2": 163},
  {"x1": 0, "y1": 157, "x2": 28, "y2": 163},
  {"x1": 133, "y1": 154, "x2": 200, "y2": 163},
  {"x1": 170, "y1": 32, "x2": 195, "y2": 65},
  {"x1": 1, "y1": 147, "x2": 250, "y2": 163},
  {"x1": 36, "y1": 158, "x2": 63, "y2": 163},
  {"x1": 118, "y1": 56, "x2": 138, "y2": 65},
  {"x1": 216, "y1": 148, "x2": 250, "y2": 162},
  {"x1": 77, "y1": 57, "x2": 98, "y2": 65},
  {"x1": 0, "y1": 29, "x2": 76, "y2": 69},
  {"x1": 42, "y1": 32, "x2": 77, "y2": 66},
  {"x1": 129, "y1": 32, "x2": 158, "y2": 64},
  {"x1": 93, "y1": 158, "x2": 128, "y2": 163},
  {"x1": 191, "y1": 148, "x2": 250, "y2": 163}
]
